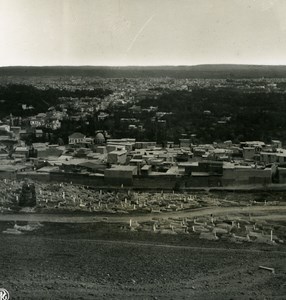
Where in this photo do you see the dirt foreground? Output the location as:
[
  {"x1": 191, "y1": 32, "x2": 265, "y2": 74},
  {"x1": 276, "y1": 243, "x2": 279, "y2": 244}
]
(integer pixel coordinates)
[{"x1": 0, "y1": 221, "x2": 285, "y2": 300}]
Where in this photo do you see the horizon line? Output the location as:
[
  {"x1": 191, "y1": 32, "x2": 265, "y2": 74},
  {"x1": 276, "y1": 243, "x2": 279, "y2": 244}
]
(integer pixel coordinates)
[{"x1": 1, "y1": 63, "x2": 286, "y2": 68}]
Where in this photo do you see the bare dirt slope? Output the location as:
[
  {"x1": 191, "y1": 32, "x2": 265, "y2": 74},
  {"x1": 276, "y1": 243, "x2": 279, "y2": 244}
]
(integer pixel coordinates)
[{"x1": 0, "y1": 224, "x2": 285, "y2": 300}]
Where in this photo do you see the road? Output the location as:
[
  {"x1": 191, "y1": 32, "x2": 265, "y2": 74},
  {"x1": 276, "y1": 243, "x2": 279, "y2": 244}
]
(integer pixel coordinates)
[{"x1": 0, "y1": 205, "x2": 285, "y2": 223}]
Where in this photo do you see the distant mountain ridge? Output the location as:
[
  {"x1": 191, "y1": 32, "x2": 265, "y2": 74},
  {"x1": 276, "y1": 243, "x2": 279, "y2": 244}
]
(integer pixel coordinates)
[{"x1": 1, "y1": 64, "x2": 286, "y2": 78}]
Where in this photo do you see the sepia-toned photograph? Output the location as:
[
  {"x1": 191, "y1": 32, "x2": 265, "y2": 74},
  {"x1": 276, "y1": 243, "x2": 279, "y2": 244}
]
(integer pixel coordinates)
[{"x1": 0, "y1": 0, "x2": 286, "y2": 299}]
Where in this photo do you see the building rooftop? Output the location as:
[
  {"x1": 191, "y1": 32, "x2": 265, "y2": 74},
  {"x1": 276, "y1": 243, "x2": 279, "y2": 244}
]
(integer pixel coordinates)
[
  {"x1": 0, "y1": 165, "x2": 17, "y2": 172},
  {"x1": 37, "y1": 166, "x2": 59, "y2": 173},
  {"x1": 109, "y1": 150, "x2": 127, "y2": 155},
  {"x1": 108, "y1": 165, "x2": 137, "y2": 171},
  {"x1": 69, "y1": 132, "x2": 85, "y2": 139},
  {"x1": 191, "y1": 172, "x2": 211, "y2": 177},
  {"x1": 141, "y1": 165, "x2": 151, "y2": 171},
  {"x1": 78, "y1": 161, "x2": 106, "y2": 170}
]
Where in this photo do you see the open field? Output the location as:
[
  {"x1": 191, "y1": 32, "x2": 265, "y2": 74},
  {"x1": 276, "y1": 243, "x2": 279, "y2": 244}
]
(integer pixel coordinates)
[{"x1": 1, "y1": 210, "x2": 286, "y2": 300}]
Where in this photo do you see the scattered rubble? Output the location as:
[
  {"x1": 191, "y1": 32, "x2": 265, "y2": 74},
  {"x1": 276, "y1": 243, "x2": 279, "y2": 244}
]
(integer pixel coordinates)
[{"x1": 2, "y1": 222, "x2": 43, "y2": 235}]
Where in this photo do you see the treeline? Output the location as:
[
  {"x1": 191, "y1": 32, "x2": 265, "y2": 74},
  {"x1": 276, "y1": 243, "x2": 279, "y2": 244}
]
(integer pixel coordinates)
[{"x1": 0, "y1": 84, "x2": 112, "y2": 118}]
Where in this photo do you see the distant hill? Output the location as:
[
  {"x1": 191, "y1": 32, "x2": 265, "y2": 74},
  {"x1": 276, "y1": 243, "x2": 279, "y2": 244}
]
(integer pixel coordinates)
[{"x1": 1, "y1": 64, "x2": 286, "y2": 78}]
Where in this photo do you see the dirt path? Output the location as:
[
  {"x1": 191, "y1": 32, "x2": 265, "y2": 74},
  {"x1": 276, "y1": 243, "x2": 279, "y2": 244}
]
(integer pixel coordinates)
[{"x1": 0, "y1": 205, "x2": 286, "y2": 223}]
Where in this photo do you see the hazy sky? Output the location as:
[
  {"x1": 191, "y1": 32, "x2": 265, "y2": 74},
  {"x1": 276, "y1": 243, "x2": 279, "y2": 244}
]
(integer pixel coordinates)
[{"x1": 0, "y1": 0, "x2": 286, "y2": 66}]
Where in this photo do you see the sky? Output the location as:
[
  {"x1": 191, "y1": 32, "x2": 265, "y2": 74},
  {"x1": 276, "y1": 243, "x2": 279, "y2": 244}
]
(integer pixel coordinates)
[{"x1": 0, "y1": 0, "x2": 286, "y2": 66}]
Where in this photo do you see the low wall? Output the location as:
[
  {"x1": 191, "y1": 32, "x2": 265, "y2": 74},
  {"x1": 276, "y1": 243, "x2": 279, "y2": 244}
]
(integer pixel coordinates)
[
  {"x1": 50, "y1": 172, "x2": 105, "y2": 187},
  {"x1": 104, "y1": 177, "x2": 133, "y2": 186},
  {"x1": 133, "y1": 175, "x2": 178, "y2": 190},
  {"x1": 184, "y1": 176, "x2": 222, "y2": 188},
  {"x1": 17, "y1": 172, "x2": 50, "y2": 182},
  {"x1": 0, "y1": 168, "x2": 275, "y2": 190}
]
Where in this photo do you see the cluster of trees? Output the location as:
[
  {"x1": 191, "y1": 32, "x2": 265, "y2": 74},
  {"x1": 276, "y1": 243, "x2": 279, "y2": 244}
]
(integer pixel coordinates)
[
  {"x1": 136, "y1": 89, "x2": 286, "y2": 144},
  {"x1": 0, "y1": 84, "x2": 112, "y2": 118}
]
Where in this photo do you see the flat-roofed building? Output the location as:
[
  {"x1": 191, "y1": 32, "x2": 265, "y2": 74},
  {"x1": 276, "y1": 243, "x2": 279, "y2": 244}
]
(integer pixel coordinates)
[
  {"x1": 243, "y1": 147, "x2": 255, "y2": 161},
  {"x1": 12, "y1": 146, "x2": 29, "y2": 159},
  {"x1": 222, "y1": 163, "x2": 272, "y2": 186},
  {"x1": 260, "y1": 152, "x2": 278, "y2": 164},
  {"x1": 104, "y1": 165, "x2": 137, "y2": 186},
  {"x1": 107, "y1": 150, "x2": 127, "y2": 164}
]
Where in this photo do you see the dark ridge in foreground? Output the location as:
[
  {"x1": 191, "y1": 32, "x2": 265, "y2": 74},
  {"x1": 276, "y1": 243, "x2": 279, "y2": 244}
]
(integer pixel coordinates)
[{"x1": 1, "y1": 64, "x2": 286, "y2": 78}]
